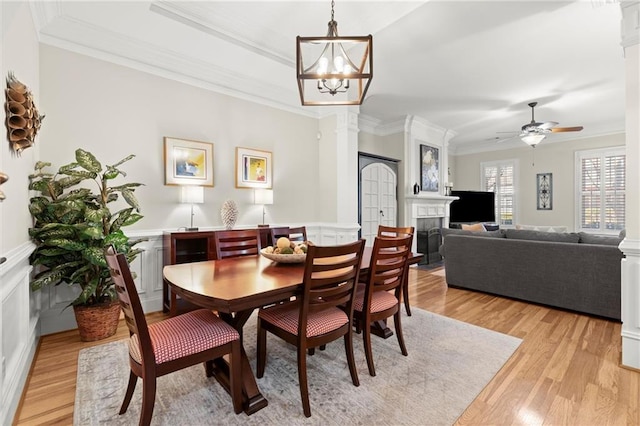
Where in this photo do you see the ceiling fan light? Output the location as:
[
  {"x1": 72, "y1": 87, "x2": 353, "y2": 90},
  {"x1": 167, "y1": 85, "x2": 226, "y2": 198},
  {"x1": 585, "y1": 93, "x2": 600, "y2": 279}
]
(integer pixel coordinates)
[{"x1": 521, "y1": 134, "x2": 546, "y2": 146}]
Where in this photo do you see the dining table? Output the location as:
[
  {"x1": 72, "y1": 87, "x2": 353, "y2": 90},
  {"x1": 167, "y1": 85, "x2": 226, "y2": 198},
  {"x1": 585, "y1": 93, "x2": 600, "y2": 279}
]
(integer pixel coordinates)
[{"x1": 162, "y1": 246, "x2": 422, "y2": 415}]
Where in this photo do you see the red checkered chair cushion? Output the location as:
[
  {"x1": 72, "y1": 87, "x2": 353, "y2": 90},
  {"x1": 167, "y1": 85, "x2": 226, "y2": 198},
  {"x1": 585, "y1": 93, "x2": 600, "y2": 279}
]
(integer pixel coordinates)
[
  {"x1": 353, "y1": 284, "x2": 398, "y2": 313},
  {"x1": 259, "y1": 301, "x2": 348, "y2": 337},
  {"x1": 128, "y1": 309, "x2": 239, "y2": 365}
]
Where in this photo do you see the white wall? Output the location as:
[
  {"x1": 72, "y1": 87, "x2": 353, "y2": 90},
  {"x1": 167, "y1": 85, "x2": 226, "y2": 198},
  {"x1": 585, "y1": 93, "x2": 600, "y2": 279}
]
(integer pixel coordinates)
[
  {"x1": 39, "y1": 45, "x2": 322, "y2": 230},
  {"x1": 1, "y1": 3, "x2": 41, "y2": 425},
  {"x1": 452, "y1": 133, "x2": 625, "y2": 229}
]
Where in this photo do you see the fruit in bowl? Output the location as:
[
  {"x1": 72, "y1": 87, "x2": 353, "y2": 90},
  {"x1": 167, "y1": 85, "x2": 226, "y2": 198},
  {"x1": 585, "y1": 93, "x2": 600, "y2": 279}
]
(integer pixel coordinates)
[
  {"x1": 264, "y1": 237, "x2": 308, "y2": 255},
  {"x1": 261, "y1": 237, "x2": 309, "y2": 263}
]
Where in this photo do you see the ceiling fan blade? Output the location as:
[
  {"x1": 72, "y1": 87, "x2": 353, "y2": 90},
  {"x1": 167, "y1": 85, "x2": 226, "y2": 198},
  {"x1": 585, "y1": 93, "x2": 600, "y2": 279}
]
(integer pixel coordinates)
[
  {"x1": 537, "y1": 121, "x2": 559, "y2": 130},
  {"x1": 496, "y1": 135, "x2": 519, "y2": 144},
  {"x1": 496, "y1": 131, "x2": 519, "y2": 134},
  {"x1": 550, "y1": 126, "x2": 584, "y2": 133}
]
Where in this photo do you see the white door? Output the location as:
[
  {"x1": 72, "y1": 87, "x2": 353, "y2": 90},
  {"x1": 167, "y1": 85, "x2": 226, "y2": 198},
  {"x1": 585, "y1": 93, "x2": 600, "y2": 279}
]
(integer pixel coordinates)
[{"x1": 361, "y1": 163, "x2": 397, "y2": 246}]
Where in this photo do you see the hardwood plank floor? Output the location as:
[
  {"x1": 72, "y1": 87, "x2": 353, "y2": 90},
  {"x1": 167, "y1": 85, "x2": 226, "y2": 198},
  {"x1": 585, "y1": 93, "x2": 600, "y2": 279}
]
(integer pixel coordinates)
[{"x1": 13, "y1": 268, "x2": 640, "y2": 425}]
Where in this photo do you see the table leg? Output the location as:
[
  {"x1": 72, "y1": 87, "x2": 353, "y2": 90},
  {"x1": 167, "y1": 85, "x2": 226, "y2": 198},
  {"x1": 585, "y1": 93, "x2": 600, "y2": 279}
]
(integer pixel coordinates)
[{"x1": 207, "y1": 310, "x2": 268, "y2": 415}]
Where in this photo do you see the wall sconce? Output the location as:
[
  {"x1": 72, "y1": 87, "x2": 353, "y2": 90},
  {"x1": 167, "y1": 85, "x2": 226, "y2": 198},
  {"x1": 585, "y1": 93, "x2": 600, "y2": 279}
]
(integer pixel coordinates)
[
  {"x1": 180, "y1": 186, "x2": 204, "y2": 231},
  {"x1": 254, "y1": 189, "x2": 273, "y2": 225}
]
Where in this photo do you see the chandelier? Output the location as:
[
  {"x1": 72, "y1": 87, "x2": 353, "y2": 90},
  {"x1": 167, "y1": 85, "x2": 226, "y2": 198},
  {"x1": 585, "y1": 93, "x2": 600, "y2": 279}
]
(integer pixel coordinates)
[{"x1": 296, "y1": 1, "x2": 373, "y2": 106}]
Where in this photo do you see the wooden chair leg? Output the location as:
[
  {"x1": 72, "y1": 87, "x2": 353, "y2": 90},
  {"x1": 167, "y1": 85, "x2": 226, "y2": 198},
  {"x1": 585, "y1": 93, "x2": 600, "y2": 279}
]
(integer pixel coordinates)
[
  {"x1": 256, "y1": 319, "x2": 267, "y2": 378},
  {"x1": 297, "y1": 347, "x2": 311, "y2": 417},
  {"x1": 119, "y1": 371, "x2": 138, "y2": 414},
  {"x1": 308, "y1": 347, "x2": 315, "y2": 356},
  {"x1": 394, "y1": 311, "x2": 408, "y2": 356},
  {"x1": 344, "y1": 331, "x2": 360, "y2": 387},
  {"x1": 230, "y1": 340, "x2": 243, "y2": 414},
  {"x1": 319, "y1": 344, "x2": 326, "y2": 351},
  {"x1": 403, "y1": 270, "x2": 412, "y2": 316},
  {"x1": 362, "y1": 316, "x2": 376, "y2": 377},
  {"x1": 139, "y1": 376, "x2": 156, "y2": 426}
]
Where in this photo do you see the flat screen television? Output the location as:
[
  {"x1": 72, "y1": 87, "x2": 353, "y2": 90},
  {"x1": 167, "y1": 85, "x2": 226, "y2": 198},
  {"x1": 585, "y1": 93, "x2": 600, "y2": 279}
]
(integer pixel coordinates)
[{"x1": 449, "y1": 190, "x2": 496, "y2": 223}]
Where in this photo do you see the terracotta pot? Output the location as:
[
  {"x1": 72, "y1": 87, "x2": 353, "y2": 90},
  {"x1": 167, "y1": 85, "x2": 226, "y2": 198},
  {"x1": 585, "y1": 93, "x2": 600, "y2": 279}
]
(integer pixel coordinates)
[{"x1": 73, "y1": 300, "x2": 121, "y2": 342}]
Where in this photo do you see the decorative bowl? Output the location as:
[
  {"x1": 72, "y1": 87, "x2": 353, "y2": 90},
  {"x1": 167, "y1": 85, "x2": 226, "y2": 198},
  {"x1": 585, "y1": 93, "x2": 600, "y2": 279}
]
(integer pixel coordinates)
[{"x1": 260, "y1": 248, "x2": 306, "y2": 264}]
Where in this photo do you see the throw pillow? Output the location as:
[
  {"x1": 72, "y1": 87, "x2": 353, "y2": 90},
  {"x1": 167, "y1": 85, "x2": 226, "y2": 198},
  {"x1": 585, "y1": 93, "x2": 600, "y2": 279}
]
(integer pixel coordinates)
[
  {"x1": 461, "y1": 223, "x2": 485, "y2": 232},
  {"x1": 516, "y1": 224, "x2": 569, "y2": 233},
  {"x1": 578, "y1": 232, "x2": 622, "y2": 246},
  {"x1": 505, "y1": 229, "x2": 580, "y2": 243},
  {"x1": 483, "y1": 223, "x2": 500, "y2": 231}
]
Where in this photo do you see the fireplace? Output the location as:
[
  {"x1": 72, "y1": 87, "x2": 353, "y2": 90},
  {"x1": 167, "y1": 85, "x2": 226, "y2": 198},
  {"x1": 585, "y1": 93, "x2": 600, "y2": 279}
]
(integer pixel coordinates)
[{"x1": 416, "y1": 218, "x2": 442, "y2": 265}]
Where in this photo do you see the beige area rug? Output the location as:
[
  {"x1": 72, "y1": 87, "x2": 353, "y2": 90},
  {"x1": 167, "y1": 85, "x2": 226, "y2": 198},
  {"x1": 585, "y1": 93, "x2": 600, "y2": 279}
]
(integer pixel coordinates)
[{"x1": 74, "y1": 308, "x2": 520, "y2": 425}]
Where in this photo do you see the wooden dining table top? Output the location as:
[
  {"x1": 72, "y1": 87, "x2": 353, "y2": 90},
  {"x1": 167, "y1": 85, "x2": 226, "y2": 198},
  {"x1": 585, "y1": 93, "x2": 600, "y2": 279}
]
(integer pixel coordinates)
[{"x1": 163, "y1": 247, "x2": 422, "y2": 314}]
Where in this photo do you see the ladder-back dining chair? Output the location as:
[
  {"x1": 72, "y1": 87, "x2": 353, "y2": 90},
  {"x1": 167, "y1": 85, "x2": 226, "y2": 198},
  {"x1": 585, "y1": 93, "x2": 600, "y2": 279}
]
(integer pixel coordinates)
[
  {"x1": 354, "y1": 235, "x2": 412, "y2": 376},
  {"x1": 104, "y1": 246, "x2": 243, "y2": 425},
  {"x1": 270, "y1": 226, "x2": 307, "y2": 246},
  {"x1": 214, "y1": 229, "x2": 261, "y2": 259},
  {"x1": 377, "y1": 225, "x2": 415, "y2": 316},
  {"x1": 256, "y1": 239, "x2": 365, "y2": 417}
]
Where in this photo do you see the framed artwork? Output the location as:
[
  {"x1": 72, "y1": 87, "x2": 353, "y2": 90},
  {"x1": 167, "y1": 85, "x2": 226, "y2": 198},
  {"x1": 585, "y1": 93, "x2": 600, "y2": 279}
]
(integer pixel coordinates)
[
  {"x1": 420, "y1": 144, "x2": 439, "y2": 192},
  {"x1": 164, "y1": 137, "x2": 214, "y2": 186},
  {"x1": 537, "y1": 173, "x2": 552, "y2": 210},
  {"x1": 236, "y1": 147, "x2": 272, "y2": 189}
]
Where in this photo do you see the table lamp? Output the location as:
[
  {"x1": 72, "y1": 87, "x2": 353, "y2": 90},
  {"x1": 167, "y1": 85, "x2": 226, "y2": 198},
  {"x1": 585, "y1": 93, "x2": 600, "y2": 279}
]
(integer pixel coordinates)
[
  {"x1": 254, "y1": 189, "x2": 273, "y2": 225},
  {"x1": 180, "y1": 186, "x2": 204, "y2": 231}
]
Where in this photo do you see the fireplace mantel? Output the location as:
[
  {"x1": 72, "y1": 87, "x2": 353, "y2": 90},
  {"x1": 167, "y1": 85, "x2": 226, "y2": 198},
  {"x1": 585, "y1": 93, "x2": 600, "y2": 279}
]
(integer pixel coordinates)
[{"x1": 405, "y1": 194, "x2": 458, "y2": 252}]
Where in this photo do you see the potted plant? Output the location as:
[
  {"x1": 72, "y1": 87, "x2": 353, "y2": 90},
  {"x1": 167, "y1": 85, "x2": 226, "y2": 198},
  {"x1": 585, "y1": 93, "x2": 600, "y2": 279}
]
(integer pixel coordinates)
[{"x1": 28, "y1": 148, "x2": 144, "y2": 341}]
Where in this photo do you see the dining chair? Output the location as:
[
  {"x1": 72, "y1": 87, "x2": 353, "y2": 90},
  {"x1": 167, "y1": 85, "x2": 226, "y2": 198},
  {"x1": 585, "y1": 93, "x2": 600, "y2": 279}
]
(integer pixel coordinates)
[
  {"x1": 270, "y1": 225, "x2": 307, "y2": 246},
  {"x1": 354, "y1": 235, "x2": 412, "y2": 377},
  {"x1": 214, "y1": 229, "x2": 261, "y2": 259},
  {"x1": 256, "y1": 239, "x2": 365, "y2": 417},
  {"x1": 104, "y1": 246, "x2": 243, "y2": 425},
  {"x1": 377, "y1": 225, "x2": 415, "y2": 316}
]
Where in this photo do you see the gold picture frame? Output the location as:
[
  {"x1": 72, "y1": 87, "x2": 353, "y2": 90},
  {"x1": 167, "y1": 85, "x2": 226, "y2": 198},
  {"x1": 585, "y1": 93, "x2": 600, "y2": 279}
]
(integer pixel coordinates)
[
  {"x1": 235, "y1": 147, "x2": 272, "y2": 189},
  {"x1": 164, "y1": 137, "x2": 214, "y2": 186}
]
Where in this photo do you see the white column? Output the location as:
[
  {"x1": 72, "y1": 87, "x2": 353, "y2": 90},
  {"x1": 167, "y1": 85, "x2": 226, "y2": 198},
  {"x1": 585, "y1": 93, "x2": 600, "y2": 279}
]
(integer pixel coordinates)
[
  {"x1": 620, "y1": 1, "x2": 640, "y2": 370},
  {"x1": 335, "y1": 109, "x2": 360, "y2": 223}
]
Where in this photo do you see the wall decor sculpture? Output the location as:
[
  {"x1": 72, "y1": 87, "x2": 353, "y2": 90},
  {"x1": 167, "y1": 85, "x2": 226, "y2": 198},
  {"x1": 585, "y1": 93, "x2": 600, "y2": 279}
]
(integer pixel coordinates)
[
  {"x1": 4, "y1": 72, "x2": 45, "y2": 155},
  {"x1": 537, "y1": 173, "x2": 552, "y2": 210},
  {"x1": 0, "y1": 171, "x2": 7, "y2": 201}
]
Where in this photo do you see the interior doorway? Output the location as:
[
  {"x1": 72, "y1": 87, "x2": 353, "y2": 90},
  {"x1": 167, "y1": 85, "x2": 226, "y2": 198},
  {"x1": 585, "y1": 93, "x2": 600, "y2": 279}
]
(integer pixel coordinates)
[{"x1": 358, "y1": 153, "x2": 399, "y2": 246}]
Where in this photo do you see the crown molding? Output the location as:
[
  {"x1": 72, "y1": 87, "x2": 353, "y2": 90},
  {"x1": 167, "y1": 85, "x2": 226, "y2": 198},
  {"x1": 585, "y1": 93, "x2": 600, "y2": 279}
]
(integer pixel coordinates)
[
  {"x1": 149, "y1": 1, "x2": 294, "y2": 67},
  {"x1": 28, "y1": 0, "x2": 62, "y2": 36},
  {"x1": 37, "y1": 15, "x2": 318, "y2": 120}
]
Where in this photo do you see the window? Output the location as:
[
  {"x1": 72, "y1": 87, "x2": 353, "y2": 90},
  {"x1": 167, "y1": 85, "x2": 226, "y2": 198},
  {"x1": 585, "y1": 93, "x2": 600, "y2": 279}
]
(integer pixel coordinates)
[
  {"x1": 576, "y1": 147, "x2": 625, "y2": 234},
  {"x1": 481, "y1": 160, "x2": 517, "y2": 226}
]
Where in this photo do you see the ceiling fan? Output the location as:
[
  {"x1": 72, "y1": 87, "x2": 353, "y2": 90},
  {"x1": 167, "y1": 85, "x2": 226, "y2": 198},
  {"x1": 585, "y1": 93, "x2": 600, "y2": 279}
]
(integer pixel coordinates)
[{"x1": 499, "y1": 102, "x2": 584, "y2": 146}]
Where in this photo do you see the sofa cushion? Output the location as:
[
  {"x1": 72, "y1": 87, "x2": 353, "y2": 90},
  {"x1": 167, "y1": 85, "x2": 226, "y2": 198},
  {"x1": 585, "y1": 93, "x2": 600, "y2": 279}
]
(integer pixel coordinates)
[
  {"x1": 579, "y1": 232, "x2": 622, "y2": 246},
  {"x1": 505, "y1": 229, "x2": 580, "y2": 243},
  {"x1": 516, "y1": 224, "x2": 568, "y2": 233},
  {"x1": 442, "y1": 228, "x2": 505, "y2": 238}
]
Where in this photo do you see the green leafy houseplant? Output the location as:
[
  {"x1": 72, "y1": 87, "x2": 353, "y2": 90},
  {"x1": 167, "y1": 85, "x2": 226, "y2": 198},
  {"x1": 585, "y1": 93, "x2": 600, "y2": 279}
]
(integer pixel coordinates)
[{"x1": 28, "y1": 149, "x2": 144, "y2": 308}]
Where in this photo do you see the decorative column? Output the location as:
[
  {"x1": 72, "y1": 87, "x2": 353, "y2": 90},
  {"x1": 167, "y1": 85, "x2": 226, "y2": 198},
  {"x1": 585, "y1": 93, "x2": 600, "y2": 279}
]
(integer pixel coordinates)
[
  {"x1": 620, "y1": 0, "x2": 640, "y2": 370},
  {"x1": 335, "y1": 109, "x2": 360, "y2": 223},
  {"x1": 317, "y1": 109, "x2": 360, "y2": 224}
]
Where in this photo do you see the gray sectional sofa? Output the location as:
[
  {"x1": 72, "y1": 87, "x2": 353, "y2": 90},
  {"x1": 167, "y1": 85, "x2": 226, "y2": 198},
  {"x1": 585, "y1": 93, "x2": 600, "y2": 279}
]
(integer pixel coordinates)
[{"x1": 440, "y1": 228, "x2": 623, "y2": 320}]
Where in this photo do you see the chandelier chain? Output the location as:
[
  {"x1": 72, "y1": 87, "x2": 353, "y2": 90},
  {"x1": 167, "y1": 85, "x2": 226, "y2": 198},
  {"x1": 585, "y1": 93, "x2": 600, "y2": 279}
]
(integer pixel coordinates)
[{"x1": 331, "y1": 0, "x2": 335, "y2": 22}]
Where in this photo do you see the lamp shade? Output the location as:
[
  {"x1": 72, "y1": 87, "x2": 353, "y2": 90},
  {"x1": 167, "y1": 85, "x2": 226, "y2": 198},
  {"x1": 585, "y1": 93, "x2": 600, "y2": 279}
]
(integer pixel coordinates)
[
  {"x1": 180, "y1": 186, "x2": 204, "y2": 204},
  {"x1": 521, "y1": 134, "x2": 545, "y2": 146},
  {"x1": 254, "y1": 189, "x2": 273, "y2": 205}
]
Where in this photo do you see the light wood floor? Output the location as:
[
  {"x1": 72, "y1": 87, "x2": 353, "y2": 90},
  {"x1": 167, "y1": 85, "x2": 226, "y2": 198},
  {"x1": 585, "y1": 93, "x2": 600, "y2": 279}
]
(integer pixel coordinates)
[{"x1": 13, "y1": 267, "x2": 639, "y2": 425}]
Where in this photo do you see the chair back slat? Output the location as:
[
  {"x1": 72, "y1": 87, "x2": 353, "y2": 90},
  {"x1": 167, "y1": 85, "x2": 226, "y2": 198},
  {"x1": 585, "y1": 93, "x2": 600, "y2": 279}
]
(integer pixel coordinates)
[
  {"x1": 299, "y1": 240, "x2": 365, "y2": 320},
  {"x1": 366, "y1": 236, "x2": 412, "y2": 296},
  {"x1": 378, "y1": 225, "x2": 414, "y2": 238},
  {"x1": 270, "y1": 226, "x2": 307, "y2": 246},
  {"x1": 214, "y1": 229, "x2": 261, "y2": 259},
  {"x1": 104, "y1": 245, "x2": 155, "y2": 366}
]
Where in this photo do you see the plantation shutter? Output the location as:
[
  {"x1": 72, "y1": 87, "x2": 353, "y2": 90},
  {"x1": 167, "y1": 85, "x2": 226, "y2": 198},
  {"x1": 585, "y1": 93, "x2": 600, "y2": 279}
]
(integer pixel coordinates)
[
  {"x1": 577, "y1": 148, "x2": 625, "y2": 233},
  {"x1": 482, "y1": 160, "x2": 516, "y2": 226}
]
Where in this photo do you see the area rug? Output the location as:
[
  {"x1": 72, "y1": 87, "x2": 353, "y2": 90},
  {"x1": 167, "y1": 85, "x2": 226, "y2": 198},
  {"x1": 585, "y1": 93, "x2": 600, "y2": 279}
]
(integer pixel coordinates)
[{"x1": 74, "y1": 308, "x2": 521, "y2": 425}]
